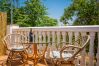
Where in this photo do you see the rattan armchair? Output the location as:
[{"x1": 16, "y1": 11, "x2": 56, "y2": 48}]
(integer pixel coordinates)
[
  {"x1": 3, "y1": 33, "x2": 29, "y2": 65},
  {"x1": 50, "y1": 35, "x2": 90, "y2": 66}
]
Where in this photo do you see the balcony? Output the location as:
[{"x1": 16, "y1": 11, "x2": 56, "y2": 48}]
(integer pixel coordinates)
[{"x1": 1, "y1": 25, "x2": 99, "y2": 66}]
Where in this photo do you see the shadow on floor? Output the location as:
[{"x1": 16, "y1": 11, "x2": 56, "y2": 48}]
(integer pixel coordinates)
[{"x1": 7, "y1": 60, "x2": 51, "y2": 66}]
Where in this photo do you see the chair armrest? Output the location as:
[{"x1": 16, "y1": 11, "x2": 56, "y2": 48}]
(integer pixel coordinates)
[
  {"x1": 2, "y1": 39, "x2": 10, "y2": 51},
  {"x1": 60, "y1": 45, "x2": 81, "y2": 52},
  {"x1": 66, "y1": 45, "x2": 81, "y2": 49}
]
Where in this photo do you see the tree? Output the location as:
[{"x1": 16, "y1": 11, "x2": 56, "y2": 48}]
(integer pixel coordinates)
[
  {"x1": 14, "y1": 0, "x2": 57, "y2": 27},
  {"x1": 60, "y1": 0, "x2": 99, "y2": 25},
  {"x1": 37, "y1": 16, "x2": 58, "y2": 26},
  {"x1": 0, "y1": 0, "x2": 20, "y2": 24},
  {"x1": 0, "y1": 0, "x2": 58, "y2": 26},
  {"x1": 13, "y1": 7, "x2": 31, "y2": 27},
  {"x1": 24, "y1": 0, "x2": 47, "y2": 26}
]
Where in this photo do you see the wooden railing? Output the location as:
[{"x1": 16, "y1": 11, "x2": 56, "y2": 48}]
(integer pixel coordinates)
[{"x1": 11, "y1": 25, "x2": 99, "y2": 66}]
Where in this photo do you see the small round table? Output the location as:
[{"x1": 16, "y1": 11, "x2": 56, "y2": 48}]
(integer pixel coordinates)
[{"x1": 23, "y1": 42, "x2": 49, "y2": 66}]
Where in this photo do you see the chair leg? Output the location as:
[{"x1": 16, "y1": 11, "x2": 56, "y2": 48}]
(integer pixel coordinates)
[
  {"x1": 7, "y1": 51, "x2": 13, "y2": 66},
  {"x1": 43, "y1": 58, "x2": 48, "y2": 66},
  {"x1": 71, "y1": 61, "x2": 75, "y2": 66},
  {"x1": 56, "y1": 60, "x2": 61, "y2": 66},
  {"x1": 2, "y1": 61, "x2": 7, "y2": 66},
  {"x1": 23, "y1": 50, "x2": 28, "y2": 63},
  {"x1": 19, "y1": 51, "x2": 28, "y2": 65},
  {"x1": 18, "y1": 52, "x2": 27, "y2": 66},
  {"x1": 50, "y1": 58, "x2": 56, "y2": 66}
]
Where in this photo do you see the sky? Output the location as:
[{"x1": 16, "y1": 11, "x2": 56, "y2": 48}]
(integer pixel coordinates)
[
  {"x1": 20, "y1": 0, "x2": 72, "y2": 19},
  {"x1": 42, "y1": 0, "x2": 72, "y2": 20}
]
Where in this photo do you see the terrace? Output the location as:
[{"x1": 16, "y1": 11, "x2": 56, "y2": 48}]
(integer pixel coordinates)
[
  {"x1": 0, "y1": 0, "x2": 99, "y2": 66},
  {"x1": 1, "y1": 25, "x2": 98, "y2": 66}
]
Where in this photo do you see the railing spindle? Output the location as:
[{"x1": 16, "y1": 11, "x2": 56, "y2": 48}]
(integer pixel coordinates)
[
  {"x1": 89, "y1": 32, "x2": 95, "y2": 66},
  {"x1": 96, "y1": 32, "x2": 99, "y2": 66}
]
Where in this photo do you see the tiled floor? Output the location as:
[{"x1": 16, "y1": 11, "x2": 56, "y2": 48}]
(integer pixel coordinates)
[
  {"x1": 0, "y1": 61, "x2": 47, "y2": 66},
  {"x1": 1, "y1": 60, "x2": 75, "y2": 66},
  {"x1": 0, "y1": 55, "x2": 90, "y2": 66},
  {"x1": 0, "y1": 57, "x2": 71, "y2": 66},
  {"x1": 9, "y1": 61, "x2": 47, "y2": 66}
]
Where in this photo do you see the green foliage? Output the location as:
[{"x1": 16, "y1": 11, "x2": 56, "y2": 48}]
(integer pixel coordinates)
[
  {"x1": 13, "y1": 8, "x2": 31, "y2": 27},
  {"x1": 0, "y1": 0, "x2": 58, "y2": 26},
  {"x1": 0, "y1": 0, "x2": 11, "y2": 24},
  {"x1": 37, "y1": 16, "x2": 58, "y2": 26},
  {"x1": 24, "y1": 0, "x2": 47, "y2": 26},
  {"x1": 60, "y1": 0, "x2": 99, "y2": 25}
]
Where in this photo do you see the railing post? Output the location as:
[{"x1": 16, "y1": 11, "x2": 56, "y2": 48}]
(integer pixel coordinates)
[
  {"x1": 52, "y1": 31, "x2": 56, "y2": 49},
  {"x1": 52, "y1": 31, "x2": 55, "y2": 43},
  {"x1": 46, "y1": 31, "x2": 51, "y2": 59},
  {"x1": 38, "y1": 31, "x2": 42, "y2": 43},
  {"x1": 11, "y1": 25, "x2": 19, "y2": 34},
  {"x1": 68, "y1": 32, "x2": 72, "y2": 45},
  {"x1": 62, "y1": 31, "x2": 66, "y2": 46},
  {"x1": 75, "y1": 32, "x2": 79, "y2": 66},
  {"x1": 56, "y1": 31, "x2": 60, "y2": 44},
  {"x1": 89, "y1": 32, "x2": 95, "y2": 66},
  {"x1": 75, "y1": 32, "x2": 79, "y2": 46},
  {"x1": 96, "y1": 32, "x2": 99, "y2": 66},
  {"x1": 80, "y1": 32, "x2": 86, "y2": 66},
  {"x1": 47, "y1": 31, "x2": 50, "y2": 43},
  {"x1": 42, "y1": 31, "x2": 46, "y2": 43},
  {"x1": 35, "y1": 31, "x2": 38, "y2": 43}
]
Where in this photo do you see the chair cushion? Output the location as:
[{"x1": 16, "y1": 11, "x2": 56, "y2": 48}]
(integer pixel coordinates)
[
  {"x1": 50, "y1": 51, "x2": 73, "y2": 60},
  {"x1": 50, "y1": 51, "x2": 60, "y2": 58},
  {"x1": 10, "y1": 45, "x2": 24, "y2": 51},
  {"x1": 62, "y1": 52, "x2": 72, "y2": 60}
]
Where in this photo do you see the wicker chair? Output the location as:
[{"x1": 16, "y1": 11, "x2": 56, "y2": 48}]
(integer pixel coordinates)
[
  {"x1": 3, "y1": 33, "x2": 29, "y2": 65},
  {"x1": 50, "y1": 35, "x2": 90, "y2": 66}
]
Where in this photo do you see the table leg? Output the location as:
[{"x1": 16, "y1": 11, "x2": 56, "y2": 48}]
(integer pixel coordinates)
[{"x1": 32, "y1": 43, "x2": 39, "y2": 66}]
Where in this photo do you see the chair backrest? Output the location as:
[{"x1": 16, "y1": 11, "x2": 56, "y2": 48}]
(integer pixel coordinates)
[
  {"x1": 3, "y1": 33, "x2": 27, "y2": 50},
  {"x1": 60, "y1": 35, "x2": 90, "y2": 61},
  {"x1": 68, "y1": 35, "x2": 90, "y2": 61}
]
